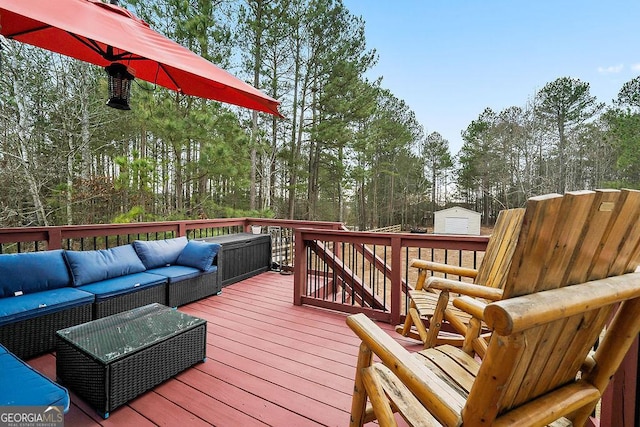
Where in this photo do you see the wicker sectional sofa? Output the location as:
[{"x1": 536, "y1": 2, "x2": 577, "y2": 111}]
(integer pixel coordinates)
[{"x1": 0, "y1": 237, "x2": 221, "y2": 359}]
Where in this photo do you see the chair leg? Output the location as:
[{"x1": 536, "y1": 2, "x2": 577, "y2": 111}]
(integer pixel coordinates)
[
  {"x1": 463, "y1": 317, "x2": 481, "y2": 356},
  {"x1": 414, "y1": 269, "x2": 428, "y2": 291},
  {"x1": 397, "y1": 301, "x2": 417, "y2": 337},
  {"x1": 396, "y1": 270, "x2": 428, "y2": 338},
  {"x1": 362, "y1": 367, "x2": 397, "y2": 427},
  {"x1": 350, "y1": 342, "x2": 374, "y2": 427},
  {"x1": 472, "y1": 336, "x2": 489, "y2": 359},
  {"x1": 409, "y1": 307, "x2": 429, "y2": 344},
  {"x1": 424, "y1": 290, "x2": 449, "y2": 348}
]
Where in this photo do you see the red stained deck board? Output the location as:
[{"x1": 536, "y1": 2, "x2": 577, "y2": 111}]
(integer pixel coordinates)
[
  {"x1": 189, "y1": 308, "x2": 359, "y2": 370},
  {"x1": 202, "y1": 318, "x2": 358, "y2": 380},
  {"x1": 189, "y1": 296, "x2": 357, "y2": 346},
  {"x1": 195, "y1": 291, "x2": 361, "y2": 343},
  {"x1": 152, "y1": 379, "x2": 268, "y2": 427},
  {"x1": 199, "y1": 342, "x2": 352, "y2": 410},
  {"x1": 23, "y1": 271, "x2": 419, "y2": 426},
  {"x1": 127, "y1": 391, "x2": 213, "y2": 427},
  {"x1": 209, "y1": 334, "x2": 355, "y2": 397},
  {"x1": 194, "y1": 292, "x2": 355, "y2": 335},
  {"x1": 175, "y1": 365, "x2": 321, "y2": 426},
  {"x1": 189, "y1": 358, "x2": 349, "y2": 425}
]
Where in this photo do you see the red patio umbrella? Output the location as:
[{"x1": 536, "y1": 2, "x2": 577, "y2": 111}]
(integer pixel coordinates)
[{"x1": 0, "y1": 0, "x2": 281, "y2": 116}]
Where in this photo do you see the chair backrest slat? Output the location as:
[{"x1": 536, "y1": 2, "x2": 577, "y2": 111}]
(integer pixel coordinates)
[
  {"x1": 474, "y1": 208, "x2": 525, "y2": 289},
  {"x1": 589, "y1": 189, "x2": 640, "y2": 279},
  {"x1": 564, "y1": 189, "x2": 621, "y2": 285},
  {"x1": 501, "y1": 193, "x2": 564, "y2": 298}
]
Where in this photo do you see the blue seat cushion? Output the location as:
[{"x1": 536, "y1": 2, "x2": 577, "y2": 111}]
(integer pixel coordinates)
[
  {"x1": 176, "y1": 241, "x2": 221, "y2": 271},
  {"x1": 64, "y1": 245, "x2": 146, "y2": 286},
  {"x1": 133, "y1": 237, "x2": 188, "y2": 269},
  {"x1": 0, "y1": 288, "x2": 94, "y2": 327},
  {"x1": 0, "y1": 344, "x2": 70, "y2": 412},
  {"x1": 0, "y1": 250, "x2": 71, "y2": 298},
  {"x1": 147, "y1": 265, "x2": 217, "y2": 283},
  {"x1": 77, "y1": 272, "x2": 167, "y2": 302}
]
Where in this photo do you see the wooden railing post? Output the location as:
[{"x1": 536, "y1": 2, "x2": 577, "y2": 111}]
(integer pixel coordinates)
[
  {"x1": 293, "y1": 229, "x2": 307, "y2": 306},
  {"x1": 177, "y1": 222, "x2": 187, "y2": 237},
  {"x1": 47, "y1": 228, "x2": 62, "y2": 250},
  {"x1": 390, "y1": 235, "x2": 402, "y2": 326}
]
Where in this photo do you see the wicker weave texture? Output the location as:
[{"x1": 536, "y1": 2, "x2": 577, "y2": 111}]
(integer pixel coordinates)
[
  {"x1": 109, "y1": 325, "x2": 206, "y2": 410},
  {"x1": 167, "y1": 271, "x2": 220, "y2": 307},
  {"x1": 201, "y1": 233, "x2": 271, "y2": 287},
  {"x1": 93, "y1": 283, "x2": 167, "y2": 318},
  {"x1": 56, "y1": 338, "x2": 108, "y2": 411},
  {"x1": 0, "y1": 304, "x2": 92, "y2": 360}
]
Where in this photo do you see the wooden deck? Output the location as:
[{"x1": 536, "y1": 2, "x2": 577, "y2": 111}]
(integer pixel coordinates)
[{"x1": 27, "y1": 271, "x2": 422, "y2": 426}]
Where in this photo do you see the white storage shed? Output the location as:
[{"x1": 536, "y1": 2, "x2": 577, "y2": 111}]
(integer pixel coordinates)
[{"x1": 433, "y1": 207, "x2": 481, "y2": 235}]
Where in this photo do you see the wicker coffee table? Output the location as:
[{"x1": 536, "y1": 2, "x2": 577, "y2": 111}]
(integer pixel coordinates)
[{"x1": 56, "y1": 303, "x2": 206, "y2": 418}]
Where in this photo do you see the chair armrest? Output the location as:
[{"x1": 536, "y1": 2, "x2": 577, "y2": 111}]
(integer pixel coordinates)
[
  {"x1": 425, "y1": 277, "x2": 503, "y2": 301},
  {"x1": 347, "y1": 313, "x2": 463, "y2": 424},
  {"x1": 453, "y1": 296, "x2": 487, "y2": 320},
  {"x1": 410, "y1": 258, "x2": 478, "y2": 279}
]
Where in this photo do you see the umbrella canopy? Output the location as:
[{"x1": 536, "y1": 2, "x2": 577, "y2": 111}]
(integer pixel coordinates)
[{"x1": 0, "y1": 0, "x2": 281, "y2": 116}]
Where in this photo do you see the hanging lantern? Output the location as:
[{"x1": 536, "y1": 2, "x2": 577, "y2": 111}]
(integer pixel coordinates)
[{"x1": 105, "y1": 62, "x2": 135, "y2": 110}]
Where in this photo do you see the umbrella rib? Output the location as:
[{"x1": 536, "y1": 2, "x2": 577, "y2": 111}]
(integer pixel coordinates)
[
  {"x1": 4, "y1": 25, "x2": 132, "y2": 62},
  {"x1": 67, "y1": 32, "x2": 109, "y2": 58},
  {"x1": 5, "y1": 26, "x2": 122, "y2": 62},
  {"x1": 5, "y1": 24, "x2": 51, "y2": 39},
  {"x1": 158, "y1": 63, "x2": 181, "y2": 93},
  {"x1": 67, "y1": 33, "x2": 140, "y2": 62}
]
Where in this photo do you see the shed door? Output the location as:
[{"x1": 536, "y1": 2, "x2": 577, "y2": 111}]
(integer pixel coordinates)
[{"x1": 444, "y1": 217, "x2": 469, "y2": 234}]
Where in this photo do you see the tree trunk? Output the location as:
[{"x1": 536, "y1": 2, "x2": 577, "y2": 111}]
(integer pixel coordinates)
[
  {"x1": 307, "y1": 137, "x2": 319, "y2": 219},
  {"x1": 557, "y1": 118, "x2": 566, "y2": 194},
  {"x1": 66, "y1": 133, "x2": 74, "y2": 225},
  {"x1": 287, "y1": 34, "x2": 302, "y2": 220},
  {"x1": 338, "y1": 145, "x2": 344, "y2": 223},
  {"x1": 249, "y1": 1, "x2": 264, "y2": 211},
  {"x1": 431, "y1": 164, "x2": 437, "y2": 220},
  {"x1": 172, "y1": 142, "x2": 183, "y2": 212},
  {"x1": 10, "y1": 58, "x2": 49, "y2": 226}
]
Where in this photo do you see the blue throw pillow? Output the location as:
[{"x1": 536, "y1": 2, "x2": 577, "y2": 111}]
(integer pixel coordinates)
[
  {"x1": 0, "y1": 250, "x2": 70, "y2": 297},
  {"x1": 133, "y1": 237, "x2": 188, "y2": 269},
  {"x1": 176, "y1": 241, "x2": 221, "y2": 271},
  {"x1": 64, "y1": 245, "x2": 146, "y2": 286}
]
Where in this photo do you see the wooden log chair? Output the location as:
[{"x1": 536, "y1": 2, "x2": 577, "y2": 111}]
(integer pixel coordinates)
[
  {"x1": 348, "y1": 189, "x2": 640, "y2": 426},
  {"x1": 396, "y1": 207, "x2": 525, "y2": 357}
]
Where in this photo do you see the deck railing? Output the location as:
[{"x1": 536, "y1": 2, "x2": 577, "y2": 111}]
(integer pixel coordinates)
[
  {"x1": 0, "y1": 218, "x2": 489, "y2": 326},
  {"x1": 293, "y1": 228, "x2": 488, "y2": 325},
  {"x1": 0, "y1": 218, "x2": 343, "y2": 254}
]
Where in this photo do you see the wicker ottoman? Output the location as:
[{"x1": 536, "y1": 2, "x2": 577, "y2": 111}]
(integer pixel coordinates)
[{"x1": 56, "y1": 303, "x2": 206, "y2": 418}]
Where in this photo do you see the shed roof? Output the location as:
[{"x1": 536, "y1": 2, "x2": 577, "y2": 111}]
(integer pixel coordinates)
[{"x1": 434, "y1": 206, "x2": 481, "y2": 217}]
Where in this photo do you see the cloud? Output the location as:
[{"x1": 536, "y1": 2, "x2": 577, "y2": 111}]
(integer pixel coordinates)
[
  {"x1": 597, "y1": 64, "x2": 624, "y2": 74},
  {"x1": 632, "y1": 63, "x2": 640, "y2": 72}
]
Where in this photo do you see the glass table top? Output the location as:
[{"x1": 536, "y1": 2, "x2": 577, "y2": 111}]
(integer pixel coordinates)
[{"x1": 56, "y1": 303, "x2": 206, "y2": 363}]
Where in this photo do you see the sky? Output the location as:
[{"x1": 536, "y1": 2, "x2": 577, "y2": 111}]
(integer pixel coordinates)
[{"x1": 340, "y1": 1, "x2": 640, "y2": 155}]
